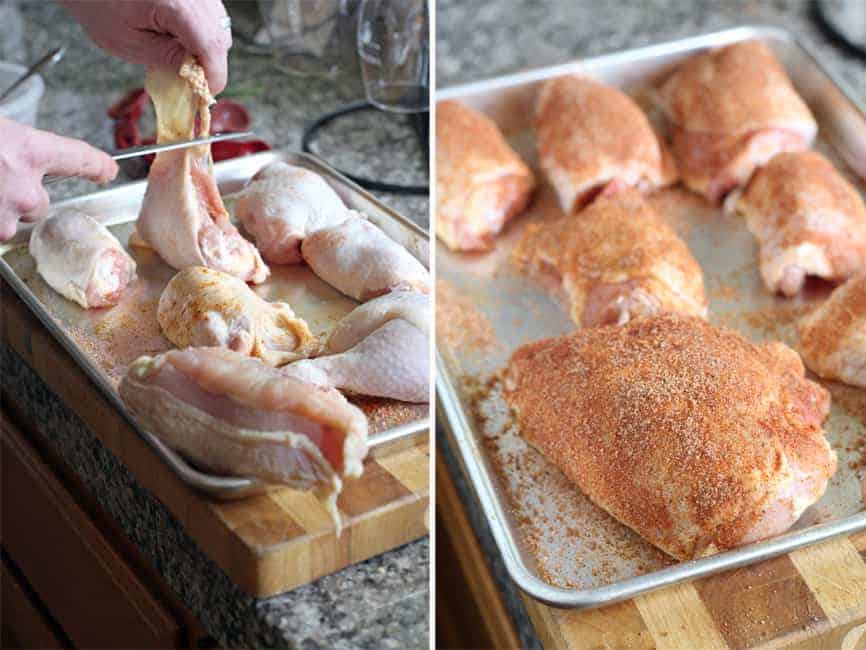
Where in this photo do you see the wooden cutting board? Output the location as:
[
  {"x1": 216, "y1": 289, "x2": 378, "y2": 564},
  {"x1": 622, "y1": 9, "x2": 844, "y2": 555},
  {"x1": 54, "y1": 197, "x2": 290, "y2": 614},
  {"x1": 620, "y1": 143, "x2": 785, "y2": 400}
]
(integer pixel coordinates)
[{"x1": 2, "y1": 283, "x2": 429, "y2": 598}]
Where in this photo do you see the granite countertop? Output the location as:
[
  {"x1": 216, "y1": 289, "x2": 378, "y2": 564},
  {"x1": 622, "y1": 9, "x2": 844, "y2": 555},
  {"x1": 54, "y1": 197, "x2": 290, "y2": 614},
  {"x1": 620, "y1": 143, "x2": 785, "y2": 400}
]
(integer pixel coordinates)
[
  {"x1": 436, "y1": 1, "x2": 865, "y2": 648},
  {"x1": 1, "y1": 3, "x2": 428, "y2": 649}
]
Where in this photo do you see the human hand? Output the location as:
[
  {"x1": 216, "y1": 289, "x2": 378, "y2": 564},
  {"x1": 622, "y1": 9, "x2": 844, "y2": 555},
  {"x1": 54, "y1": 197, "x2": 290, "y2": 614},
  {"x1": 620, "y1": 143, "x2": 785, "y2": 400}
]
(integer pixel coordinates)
[
  {"x1": 0, "y1": 117, "x2": 117, "y2": 241},
  {"x1": 61, "y1": 0, "x2": 232, "y2": 94}
]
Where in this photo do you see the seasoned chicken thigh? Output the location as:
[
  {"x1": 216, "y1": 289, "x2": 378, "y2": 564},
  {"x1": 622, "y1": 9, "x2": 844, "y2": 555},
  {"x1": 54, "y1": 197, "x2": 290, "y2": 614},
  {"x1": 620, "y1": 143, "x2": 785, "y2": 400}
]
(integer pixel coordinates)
[
  {"x1": 658, "y1": 41, "x2": 817, "y2": 203},
  {"x1": 504, "y1": 315, "x2": 836, "y2": 560},
  {"x1": 134, "y1": 56, "x2": 268, "y2": 283},
  {"x1": 736, "y1": 152, "x2": 866, "y2": 296},
  {"x1": 119, "y1": 348, "x2": 368, "y2": 527},
  {"x1": 799, "y1": 271, "x2": 866, "y2": 387},
  {"x1": 157, "y1": 266, "x2": 317, "y2": 365},
  {"x1": 536, "y1": 75, "x2": 676, "y2": 213},
  {"x1": 29, "y1": 209, "x2": 136, "y2": 309},
  {"x1": 234, "y1": 161, "x2": 350, "y2": 264},
  {"x1": 436, "y1": 100, "x2": 536, "y2": 250},
  {"x1": 513, "y1": 189, "x2": 707, "y2": 326},
  {"x1": 301, "y1": 215, "x2": 430, "y2": 301},
  {"x1": 283, "y1": 291, "x2": 429, "y2": 403}
]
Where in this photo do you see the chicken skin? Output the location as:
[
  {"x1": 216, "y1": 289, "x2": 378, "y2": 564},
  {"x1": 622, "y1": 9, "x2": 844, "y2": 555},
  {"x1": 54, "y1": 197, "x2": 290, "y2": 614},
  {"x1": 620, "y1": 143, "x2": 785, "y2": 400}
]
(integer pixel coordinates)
[
  {"x1": 513, "y1": 189, "x2": 707, "y2": 327},
  {"x1": 658, "y1": 41, "x2": 817, "y2": 203},
  {"x1": 301, "y1": 215, "x2": 430, "y2": 301},
  {"x1": 436, "y1": 100, "x2": 536, "y2": 250},
  {"x1": 799, "y1": 271, "x2": 866, "y2": 387},
  {"x1": 283, "y1": 291, "x2": 429, "y2": 403},
  {"x1": 234, "y1": 161, "x2": 350, "y2": 264},
  {"x1": 157, "y1": 266, "x2": 317, "y2": 366},
  {"x1": 119, "y1": 348, "x2": 368, "y2": 527},
  {"x1": 736, "y1": 152, "x2": 866, "y2": 296},
  {"x1": 504, "y1": 315, "x2": 836, "y2": 560},
  {"x1": 29, "y1": 209, "x2": 136, "y2": 309},
  {"x1": 536, "y1": 75, "x2": 677, "y2": 214},
  {"x1": 134, "y1": 56, "x2": 268, "y2": 283}
]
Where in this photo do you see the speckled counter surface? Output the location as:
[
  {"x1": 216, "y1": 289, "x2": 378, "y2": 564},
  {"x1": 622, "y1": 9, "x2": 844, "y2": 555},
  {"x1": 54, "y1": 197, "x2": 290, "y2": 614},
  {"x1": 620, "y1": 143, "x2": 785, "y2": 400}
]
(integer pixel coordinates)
[
  {"x1": 436, "y1": 1, "x2": 864, "y2": 648},
  {"x1": 1, "y1": 3, "x2": 428, "y2": 649}
]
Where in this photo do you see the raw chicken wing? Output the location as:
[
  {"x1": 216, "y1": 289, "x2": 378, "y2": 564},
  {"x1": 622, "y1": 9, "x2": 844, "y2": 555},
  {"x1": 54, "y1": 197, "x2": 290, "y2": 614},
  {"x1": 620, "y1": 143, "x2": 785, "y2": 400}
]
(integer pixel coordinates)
[
  {"x1": 29, "y1": 209, "x2": 136, "y2": 309},
  {"x1": 513, "y1": 189, "x2": 706, "y2": 326},
  {"x1": 736, "y1": 151, "x2": 866, "y2": 296},
  {"x1": 235, "y1": 161, "x2": 350, "y2": 264},
  {"x1": 504, "y1": 315, "x2": 836, "y2": 559},
  {"x1": 158, "y1": 266, "x2": 317, "y2": 366}
]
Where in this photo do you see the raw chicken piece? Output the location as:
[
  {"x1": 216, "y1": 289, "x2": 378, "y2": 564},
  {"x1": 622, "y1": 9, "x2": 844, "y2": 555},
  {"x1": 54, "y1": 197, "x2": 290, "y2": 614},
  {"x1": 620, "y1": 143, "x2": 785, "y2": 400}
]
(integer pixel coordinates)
[
  {"x1": 119, "y1": 348, "x2": 368, "y2": 527},
  {"x1": 658, "y1": 41, "x2": 817, "y2": 203},
  {"x1": 157, "y1": 266, "x2": 317, "y2": 366},
  {"x1": 283, "y1": 292, "x2": 430, "y2": 403},
  {"x1": 436, "y1": 100, "x2": 536, "y2": 250},
  {"x1": 504, "y1": 315, "x2": 836, "y2": 560},
  {"x1": 735, "y1": 152, "x2": 866, "y2": 296},
  {"x1": 234, "y1": 161, "x2": 350, "y2": 264},
  {"x1": 134, "y1": 56, "x2": 268, "y2": 283},
  {"x1": 301, "y1": 215, "x2": 430, "y2": 301},
  {"x1": 513, "y1": 189, "x2": 707, "y2": 327},
  {"x1": 799, "y1": 271, "x2": 866, "y2": 387},
  {"x1": 29, "y1": 209, "x2": 136, "y2": 309},
  {"x1": 536, "y1": 75, "x2": 677, "y2": 214}
]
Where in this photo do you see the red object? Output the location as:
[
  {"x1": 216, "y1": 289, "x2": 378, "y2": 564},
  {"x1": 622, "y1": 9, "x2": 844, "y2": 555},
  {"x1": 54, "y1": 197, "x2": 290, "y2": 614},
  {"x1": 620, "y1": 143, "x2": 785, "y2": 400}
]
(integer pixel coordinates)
[
  {"x1": 212, "y1": 139, "x2": 271, "y2": 161},
  {"x1": 210, "y1": 100, "x2": 252, "y2": 133},
  {"x1": 107, "y1": 88, "x2": 147, "y2": 120},
  {"x1": 113, "y1": 118, "x2": 141, "y2": 150}
]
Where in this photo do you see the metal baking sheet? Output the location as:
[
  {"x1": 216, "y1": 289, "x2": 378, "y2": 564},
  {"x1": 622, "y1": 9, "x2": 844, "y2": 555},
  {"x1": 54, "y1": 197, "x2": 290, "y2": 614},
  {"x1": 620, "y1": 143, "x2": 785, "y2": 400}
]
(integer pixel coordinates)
[
  {"x1": 1, "y1": 150, "x2": 429, "y2": 499},
  {"x1": 435, "y1": 25, "x2": 866, "y2": 608}
]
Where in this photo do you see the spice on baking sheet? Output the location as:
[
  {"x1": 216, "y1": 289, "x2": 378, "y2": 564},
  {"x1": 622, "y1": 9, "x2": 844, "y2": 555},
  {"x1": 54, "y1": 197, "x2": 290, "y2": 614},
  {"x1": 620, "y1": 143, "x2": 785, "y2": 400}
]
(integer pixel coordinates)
[{"x1": 436, "y1": 280, "x2": 499, "y2": 352}]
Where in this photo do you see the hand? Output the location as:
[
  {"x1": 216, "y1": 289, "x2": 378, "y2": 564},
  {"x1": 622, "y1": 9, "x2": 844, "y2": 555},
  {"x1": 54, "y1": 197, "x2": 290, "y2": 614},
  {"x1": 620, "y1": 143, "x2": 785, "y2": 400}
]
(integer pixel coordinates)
[
  {"x1": 0, "y1": 117, "x2": 117, "y2": 241},
  {"x1": 61, "y1": 0, "x2": 232, "y2": 94}
]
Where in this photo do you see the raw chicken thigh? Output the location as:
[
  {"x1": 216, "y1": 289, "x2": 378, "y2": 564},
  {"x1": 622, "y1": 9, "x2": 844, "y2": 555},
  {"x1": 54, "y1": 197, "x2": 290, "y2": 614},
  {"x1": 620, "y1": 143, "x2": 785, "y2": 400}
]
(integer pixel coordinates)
[
  {"x1": 658, "y1": 41, "x2": 817, "y2": 203},
  {"x1": 119, "y1": 347, "x2": 368, "y2": 527},
  {"x1": 504, "y1": 315, "x2": 836, "y2": 560},
  {"x1": 283, "y1": 291, "x2": 430, "y2": 403},
  {"x1": 158, "y1": 266, "x2": 317, "y2": 366},
  {"x1": 799, "y1": 270, "x2": 866, "y2": 387},
  {"x1": 134, "y1": 56, "x2": 268, "y2": 283},
  {"x1": 513, "y1": 189, "x2": 707, "y2": 327},
  {"x1": 301, "y1": 215, "x2": 430, "y2": 301},
  {"x1": 536, "y1": 75, "x2": 677, "y2": 213},
  {"x1": 29, "y1": 209, "x2": 136, "y2": 309},
  {"x1": 234, "y1": 161, "x2": 350, "y2": 264},
  {"x1": 736, "y1": 151, "x2": 866, "y2": 296}
]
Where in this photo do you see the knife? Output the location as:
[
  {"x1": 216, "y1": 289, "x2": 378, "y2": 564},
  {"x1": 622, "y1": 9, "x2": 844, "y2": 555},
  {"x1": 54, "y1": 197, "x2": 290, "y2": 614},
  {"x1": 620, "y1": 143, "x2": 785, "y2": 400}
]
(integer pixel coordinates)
[{"x1": 43, "y1": 131, "x2": 254, "y2": 186}]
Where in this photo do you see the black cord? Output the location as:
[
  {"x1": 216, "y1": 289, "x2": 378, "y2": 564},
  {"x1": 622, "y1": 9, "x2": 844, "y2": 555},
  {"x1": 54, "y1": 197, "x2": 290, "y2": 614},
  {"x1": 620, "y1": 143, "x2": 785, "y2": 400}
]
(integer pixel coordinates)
[
  {"x1": 302, "y1": 101, "x2": 429, "y2": 195},
  {"x1": 812, "y1": 0, "x2": 866, "y2": 62}
]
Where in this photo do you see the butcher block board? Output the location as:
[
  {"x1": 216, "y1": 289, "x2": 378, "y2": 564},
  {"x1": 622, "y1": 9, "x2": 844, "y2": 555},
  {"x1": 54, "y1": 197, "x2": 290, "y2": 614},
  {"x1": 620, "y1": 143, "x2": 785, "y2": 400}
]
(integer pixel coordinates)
[{"x1": 2, "y1": 285, "x2": 429, "y2": 597}]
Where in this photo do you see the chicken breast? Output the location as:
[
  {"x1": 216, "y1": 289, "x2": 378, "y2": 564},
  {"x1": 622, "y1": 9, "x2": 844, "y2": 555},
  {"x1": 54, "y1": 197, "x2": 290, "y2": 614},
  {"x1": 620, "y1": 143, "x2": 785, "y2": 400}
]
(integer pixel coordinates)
[
  {"x1": 301, "y1": 214, "x2": 430, "y2": 301},
  {"x1": 436, "y1": 100, "x2": 536, "y2": 250},
  {"x1": 504, "y1": 315, "x2": 836, "y2": 560},
  {"x1": 29, "y1": 209, "x2": 136, "y2": 309},
  {"x1": 134, "y1": 56, "x2": 268, "y2": 283},
  {"x1": 736, "y1": 151, "x2": 866, "y2": 296},
  {"x1": 658, "y1": 41, "x2": 817, "y2": 203},
  {"x1": 157, "y1": 266, "x2": 317, "y2": 366},
  {"x1": 536, "y1": 75, "x2": 677, "y2": 214},
  {"x1": 799, "y1": 271, "x2": 866, "y2": 387},
  {"x1": 234, "y1": 161, "x2": 350, "y2": 264},
  {"x1": 119, "y1": 348, "x2": 368, "y2": 528},
  {"x1": 513, "y1": 189, "x2": 707, "y2": 327}
]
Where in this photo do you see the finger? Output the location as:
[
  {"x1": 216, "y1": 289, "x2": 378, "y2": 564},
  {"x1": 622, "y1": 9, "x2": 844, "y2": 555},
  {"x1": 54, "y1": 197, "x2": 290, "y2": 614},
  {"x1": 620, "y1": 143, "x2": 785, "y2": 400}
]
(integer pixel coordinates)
[
  {"x1": 28, "y1": 130, "x2": 119, "y2": 182},
  {"x1": 16, "y1": 184, "x2": 50, "y2": 222},
  {"x1": 0, "y1": 215, "x2": 18, "y2": 242}
]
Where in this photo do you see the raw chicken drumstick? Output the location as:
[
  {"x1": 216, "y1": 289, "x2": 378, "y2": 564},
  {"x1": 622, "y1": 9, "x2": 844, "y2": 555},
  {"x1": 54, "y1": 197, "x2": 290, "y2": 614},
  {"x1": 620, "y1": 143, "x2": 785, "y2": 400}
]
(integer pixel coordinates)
[
  {"x1": 504, "y1": 315, "x2": 836, "y2": 560},
  {"x1": 799, "y1": 270, "x2": 866, "y2": 388},
  {"x1": 234, "y1": 161, "x2": 350, "y2": 264},
  {"x1": 134, "y1": 56, "x2": 268, "y2": 283},
  {"x1": 301, "y1": 215, "x2": 430, "y2": 301},
  {"x1": 513, "y1": 189, "x2": 707, "y2": 327},
  {"x1": 157, "y1": 266, "x2": 317, "y2": 366},
  {"x1": 282, "y1": 291, "x2": 430, "y2": 403},
  {"x1": 29, "y1": 209, "x2": 136, "y2": 309},
  {"x1": 119, "y1": 347, "x2": 368, "y2": 528},
  {"x1": 735, "y1": 151, "x2": 866, "y2": 296}
]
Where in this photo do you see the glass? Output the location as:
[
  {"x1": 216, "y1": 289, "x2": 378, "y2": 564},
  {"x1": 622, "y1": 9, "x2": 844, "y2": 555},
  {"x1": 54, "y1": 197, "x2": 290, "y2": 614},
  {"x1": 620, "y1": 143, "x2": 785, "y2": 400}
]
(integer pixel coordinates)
[{"x1": 357, "y1": 0, "x2": 429, "y2": 113}]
